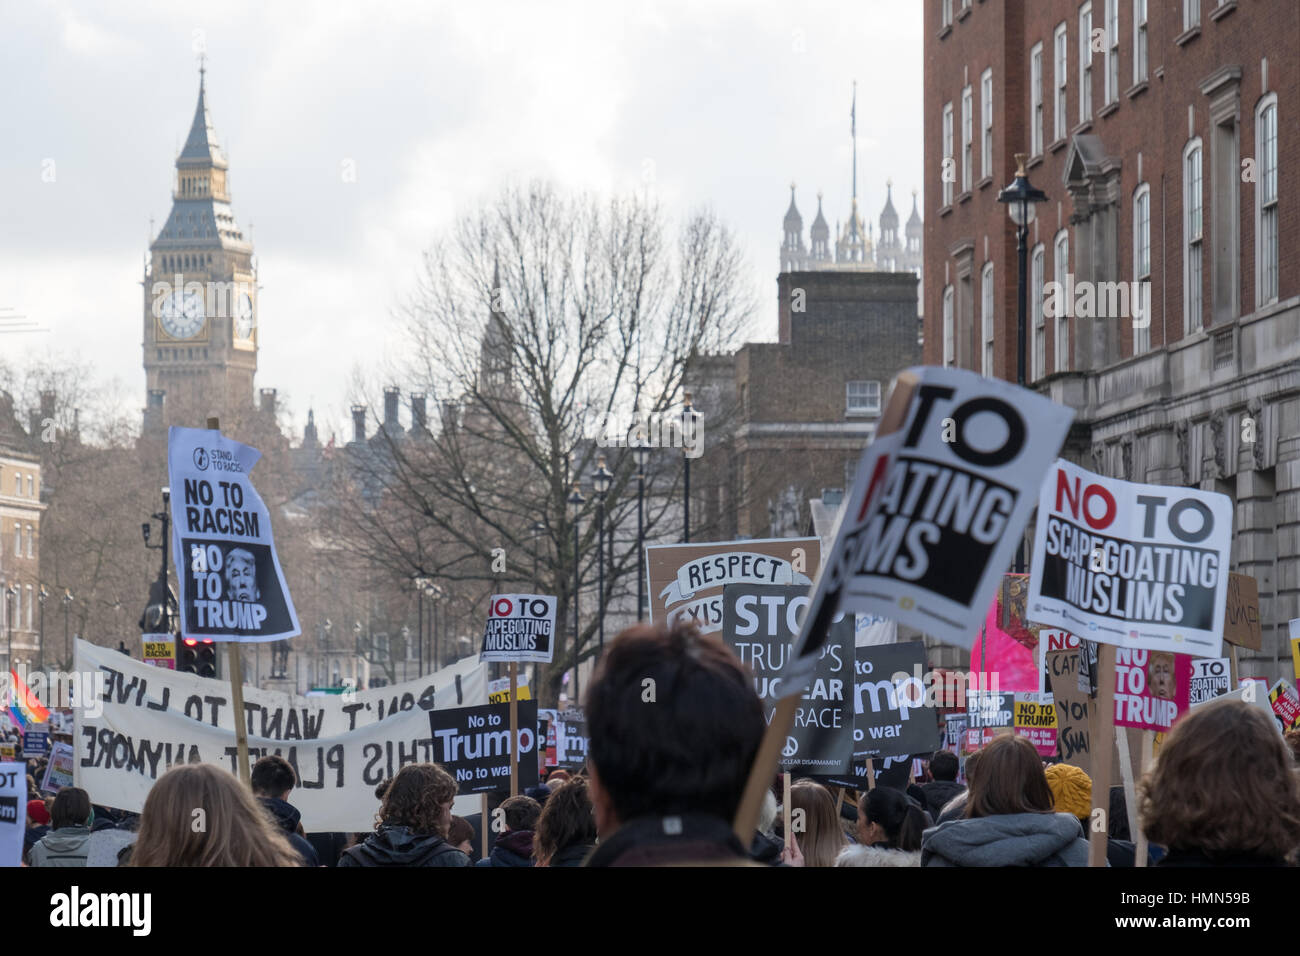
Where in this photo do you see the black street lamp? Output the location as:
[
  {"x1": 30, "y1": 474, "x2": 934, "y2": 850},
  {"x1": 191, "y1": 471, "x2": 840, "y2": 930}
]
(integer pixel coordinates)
[
  {"x1": 592, "y1": 456, "x2": 613, "y2": 654},
  {"x1": 567, "y1": 481, "x2": 585, "y2": 695},
  {"x1": 37, "y1": 585, "x2": 48, "y2": 672},
  {"x1": 997, "y1": 152, "x2": 1047, "y2": 573},
  {"x1": 61, "y1": 589, "x2": 73, "y2": 670},
  {"x1": 633, "y1": 429, "x2": 652, "y2": 621},
  {"x1": 4, "y1": 584, "x2": 16, "y2": 673},
  {"x1": 681, "y1": 392, "x2": 699, "y2": 542}
]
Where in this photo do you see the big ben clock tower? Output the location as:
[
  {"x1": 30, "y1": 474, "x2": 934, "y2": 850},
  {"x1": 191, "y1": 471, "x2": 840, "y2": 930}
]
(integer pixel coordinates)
[{"x1": 143, "y1": 65, "x2": 257, "y2": 425}]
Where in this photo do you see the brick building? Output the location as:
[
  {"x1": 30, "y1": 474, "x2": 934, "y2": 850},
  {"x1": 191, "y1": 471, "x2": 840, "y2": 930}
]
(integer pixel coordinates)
[
  {"x1": 689, "y1": 269, "x2": 920, "y2": 541},
  {"x1": 925, "y1": 0, "x2": 1299, "y2": 679}
]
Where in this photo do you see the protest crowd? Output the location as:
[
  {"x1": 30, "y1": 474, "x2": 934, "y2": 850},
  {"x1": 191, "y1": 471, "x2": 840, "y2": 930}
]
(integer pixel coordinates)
[{"x1": 12, "y1": 620, "x2": 1300, "y2": 868}]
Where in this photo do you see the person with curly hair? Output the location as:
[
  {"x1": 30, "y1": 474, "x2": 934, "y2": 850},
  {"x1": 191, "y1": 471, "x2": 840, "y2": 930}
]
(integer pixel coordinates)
[
  {"x1": 1140, "y1": 699, "x2": 1300, "y2": 866},
  {"x1": 339, "y1": 762, "x2": 470, "y2": 867},
  {"x1": 126, "y1": 765, "x2": 302, "y2": 867}
]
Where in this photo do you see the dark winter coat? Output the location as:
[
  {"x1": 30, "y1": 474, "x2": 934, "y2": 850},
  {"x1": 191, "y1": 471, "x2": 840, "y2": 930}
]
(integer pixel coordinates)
[
  {"x1": 919, "y1": 780, "x2": 966, "y2": 821},
  {"x1": 259, "y1": 797, "x2": 320, "y2": 867},
  {"x1": 475, "y1": 829, "x2": 535, "y2": 867},
  {"x1": 338, "y1": 825, "x2": 471, "y2": 867},
  {"x1": 546, "y1": 842, "x2": 595, "y2": 867},
  {"x1": 921, "y1": 812, "x2": 1093, "y2": 867},
  {"x1": 585, "y1": 813, "x2": 754, "y2": 867}
]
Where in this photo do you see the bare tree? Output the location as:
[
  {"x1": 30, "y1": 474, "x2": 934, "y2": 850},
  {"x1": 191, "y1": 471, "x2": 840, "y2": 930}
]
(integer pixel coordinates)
[{"x1": 329, "y1": 180, "x2": 754, "y2": 703}]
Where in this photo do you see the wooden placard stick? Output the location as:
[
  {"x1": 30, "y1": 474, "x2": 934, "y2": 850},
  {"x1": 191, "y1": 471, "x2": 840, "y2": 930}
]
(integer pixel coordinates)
[
  {"x1": 480, "y1": 792, "x2": 489, "y2": 860},
  {"x1": 509, "y1": 661, "x2": 519, "y2": 798},
  {"x1": 1134, "y1": 729, "x2": 1154, "y2": 867},
  {"x1": 732, "y1": 373, "x2": 917, "y2": 844},
  {"x1": 782, "y1": 772, "x2": 792, "y2": 854},
  {"x1": 208, "y1": 416, "x2": 252, "y2": 788},
  {"x1": 1087, "y1": 643, "x2": 1117, "y2": 867}
]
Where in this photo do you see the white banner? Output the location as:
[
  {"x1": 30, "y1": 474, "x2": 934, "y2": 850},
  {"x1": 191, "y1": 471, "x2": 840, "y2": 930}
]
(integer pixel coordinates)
[
  {"x1": 74, "y1": 640, "x2": 487, "y2": 832},
  {"x1": 168, "y1": 426, "x2": 300, "y2": 643},
  {"x1": 1028, "y1": 458, "x2": 1232, "y2": 657}
]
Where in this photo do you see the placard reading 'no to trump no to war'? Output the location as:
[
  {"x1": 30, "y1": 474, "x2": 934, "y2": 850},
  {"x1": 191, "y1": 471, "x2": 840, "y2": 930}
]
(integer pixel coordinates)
[
  {"x1": 1028, "y1": 458, "x2": 1233, "y2": 658},
  {"x1": 168, "y1": 427, "x2": 300, "y2": 643},
  {"x1": 426, "y1": 701, "x2": 539, "y2": 794},
  {"x1": 479, "y1": 594, "x2": 556, "y2": 664}
]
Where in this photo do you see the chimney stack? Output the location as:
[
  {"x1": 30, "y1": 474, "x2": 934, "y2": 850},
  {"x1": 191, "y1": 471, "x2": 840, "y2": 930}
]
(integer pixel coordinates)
[
  {"x1": 351, "y1": 404, "x2": 367, "y2": 444},
  {"x1": 260, "y1": 388, "x2": 277, "y2": 417},
  {"x1": 410, "y1": 393, "x2": 427, "y2": 434},
  {"x1": 383, "y1": 386, "x2": 400, "y2": 429}
]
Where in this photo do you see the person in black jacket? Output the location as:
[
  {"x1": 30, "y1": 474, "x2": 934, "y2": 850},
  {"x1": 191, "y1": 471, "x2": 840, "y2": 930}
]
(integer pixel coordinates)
[
  {"x1": 339, "y1": 763, "x2": 470, "y2": 867},
  {"x1": 534, "y1": 777, "x2": 597, "y2": 867},
  {"x1": 476, "y1": 795, "x2": 541, "y2": 867},
  {"x1": 919, "y1": 750, "x2": 965, "y2": 821},
  {"x1": 251, "y1": 755, "x2": 320, "y2": 867}
]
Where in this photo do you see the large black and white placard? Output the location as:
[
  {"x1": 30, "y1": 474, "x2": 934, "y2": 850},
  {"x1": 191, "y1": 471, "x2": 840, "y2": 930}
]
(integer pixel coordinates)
[
  {"x1": 427, "y1": 701, "x2": 539, "y2": 794},
  {"x1": 1028, "y1": 458, "x2": 1232, "y2": 657},
  {"x1": 168, "y1": 427, "x2": 300, "y2": 642}
]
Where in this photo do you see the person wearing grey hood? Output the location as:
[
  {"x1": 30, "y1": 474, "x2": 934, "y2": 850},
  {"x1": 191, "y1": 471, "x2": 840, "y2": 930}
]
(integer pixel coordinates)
[{"x1": 921, "y1": 735, "x2": 1093, "y2": 867}]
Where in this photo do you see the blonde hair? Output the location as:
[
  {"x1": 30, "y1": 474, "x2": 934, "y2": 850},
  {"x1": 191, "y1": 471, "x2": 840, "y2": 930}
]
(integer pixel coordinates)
[
  {"x1": 789, "y1": 780, "x2": 848, "y2": 867},
  {"x1": 128, "y1": 763, "x2": 303, "y2": 867}
]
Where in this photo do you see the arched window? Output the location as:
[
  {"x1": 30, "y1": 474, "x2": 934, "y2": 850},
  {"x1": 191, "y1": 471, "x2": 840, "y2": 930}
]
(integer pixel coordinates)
[
  {"x1": 981, "y1": 262, "x2": 995, "y2": 376},
  {"x1": 1053, "y1": 231, "x2": 1070, "y2": 371},
  {"x1": 1031, "y1": 245, "x2": 1046, "y2": 379},
  {"x1": 1133, "y1": 183, "x2": 1151, "y2": 354},
  {"x1": 1183, "y1": 138, "x2": 1204, "y2": 333},
  {"x1": 943, "y1": 286, "x2": 955, "y2": 367},
  {"x1": 1256, "y1": 93, "x2": 1279, "y2": 307}
]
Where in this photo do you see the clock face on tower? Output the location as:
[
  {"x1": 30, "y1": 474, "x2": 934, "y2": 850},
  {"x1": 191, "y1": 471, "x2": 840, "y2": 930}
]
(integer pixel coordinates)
[
  {"x1": 234, "y1": 291, "x2": 254, "y2": 340},
  {"x1": 159, "y1": 289, "x2": 206, "y2": 339}
]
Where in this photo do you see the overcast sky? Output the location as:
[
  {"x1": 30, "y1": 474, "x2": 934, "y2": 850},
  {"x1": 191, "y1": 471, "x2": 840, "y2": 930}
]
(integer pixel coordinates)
[{"x1": 1, "y1": 0, "x2": 923, "y2": 442}]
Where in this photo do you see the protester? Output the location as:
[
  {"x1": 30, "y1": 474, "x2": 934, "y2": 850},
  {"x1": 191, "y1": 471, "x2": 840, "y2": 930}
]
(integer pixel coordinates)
[
  {"x1": 1044, "y1": 762, "x2": 1145, "y2": 866},
  {"x1": 1140, "y1": 699, "x2": 1300, "y2": 866},
  {"x1": 250, "y1": 754, "x2": 320, "y2": 866},
  {"x1": 921, "y1": 735, "x2": 1091, "y2": 866},
  {"x1": 583, "y1": 621, "x2": 766, "y2": 866},
  {"x1": 786, "y1": 780, "x2": 847, "y2": 867},
  {"x1": 533, "y1": 777, "x2": 597, "y2": 867},
  {"x1": 935, "y1": 749, "x2": 979, "y2": 823},
  {"x1": 919, "y1": 750, "x2": 965, "y2": 821},
  {"x1": 1285, "y1": 727, "x2": 1300, "y2": 765},
  {"x1": 339, "y1": 762, "x2": 470, "y2": 867},
  {"x1": 447, "y1": 816, "x2": 475, "y2": 856},
  {"x1": 126, "y1": 764, "x2": 302, "y2": 867},
  {"x1": 749, "y1": 790, "x2": 783, "y2": 864},
  {"x1": 24, "y1": 799, "x2": 51, "y2": 857},
  {"x1": 837, "y1": 786, "x2": 927, "y2": 866},
  {"x1": 27, "y1": 787, "x2": 93, "y2": 867},
  {"x1": 476, "y1": 794, "x2": 541, "y2": 867}
]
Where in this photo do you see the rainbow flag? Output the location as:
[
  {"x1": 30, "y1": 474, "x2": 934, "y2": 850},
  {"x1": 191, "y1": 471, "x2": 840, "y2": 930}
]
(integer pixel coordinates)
[{"x1": 9, "y1": 668, "x2": 49, "y2": 726}]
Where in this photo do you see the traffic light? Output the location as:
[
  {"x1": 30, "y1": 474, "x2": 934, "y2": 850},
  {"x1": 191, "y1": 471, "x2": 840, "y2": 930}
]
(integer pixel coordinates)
[{"x1": 178, "y1": 638, "x2": 217, "y2": 677}]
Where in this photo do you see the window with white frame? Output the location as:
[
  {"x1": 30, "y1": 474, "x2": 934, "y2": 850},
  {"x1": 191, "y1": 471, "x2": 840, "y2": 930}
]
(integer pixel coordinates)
[
  {"x1": 846, "y1": 381, "x2": 882, "y2": 416},
  {"x1": 25, "y1": 475, "x2": 32, "y2": 497},
  {"x1": 981, "y1": 262, "x2": 995, "y2": 376},
  {"x1": 942, "y1": 102, "x2": 954, "y2": 205},
  {"x1": 1079, "y1": 3, "x2": 1093, "y2": 123},
  {"x1": 25, "y1": 525, "x2": 32, "y2": 558},
  {"x1": 961, "y1": 85, "x2": 973, "y2": 193},
  {"x1": 1183, "y1": 0, "x2": 1200, "y2": 31},
  {"x1": 981, "y1": 69, "x2": 993, "y2": 179},
  {"x1": 1054, "y1": 23, "x2": 1068, "y2": 141},
  {"x1": 943, "y1": 286, "x2": 955, "y2": 367},
  {"x1": 1032, "y1": 245, "x2": 1046, "y2": 379},
  {"x1": 12, "y1": 475, "x2": 18, "y2": 495},
  {"x1": 1030, "y1": 43, "x2": 1044, "y2": 155},
  {"x1": 1184, "y1": 139, "x2": 1204, "y2": 333},
  {"x1": 1134, "y1": 0, "x2": 1148, "y2": 84},
  {"x1": 1134, "y1": 183, "x2": 1151, "y2": 353},
  {"x1": 1104, "y1": 0, "x2": 1119, "y2": 105},
  {"x1": 25, "y1": 585, "x2": 31, "y2": 629},
  {"x1": 12, "y1": 523, "x2": 18, "y2": 558},
  {"x1": 942, "y1": 0, "x2": 953, "y2": 28},
  {"x1": 14, "y1": 587, "x2": 20, "y2": 630},
  {"x1": 1054, "y1": 231, "x2": 1070, "y2": 371},
  {"x1": 1256, "y1": 94, "x2": 1279, "y2": 307}
]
